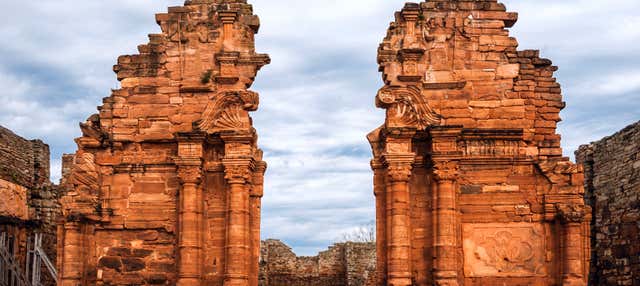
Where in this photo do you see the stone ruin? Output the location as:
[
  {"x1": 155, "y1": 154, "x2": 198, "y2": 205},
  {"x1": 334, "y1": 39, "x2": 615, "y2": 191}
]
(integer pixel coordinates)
[
  {"x1": 0, "y1": 125, "x2": 60, "y2": 284},
  {"x1": 368, "y1": 1, "x2": 589, "y2": 286},
  {"x1": 576, "y1": 120, "x2": 640, "y2": 286},
  {"x1": 57, "y1": 0, "x2": 269, "y2": 285},
  {"x1": 259, "y1": 240, "x2": 376, "y2": 286},
  {"x1": 2, "y1": 0, "x2": 639, "y2": 286}
]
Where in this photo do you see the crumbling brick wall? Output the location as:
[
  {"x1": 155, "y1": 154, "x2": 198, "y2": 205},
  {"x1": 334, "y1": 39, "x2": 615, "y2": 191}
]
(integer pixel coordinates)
[
  {"x1": 576, "y1": 120, "x2": 640, "y2": 286},
  {"x1": 0, "y1": 125, "x2": 60, "y2": 283},
  {"x1": 259, "y1": 240, "x2": 376, "y2": 286}
]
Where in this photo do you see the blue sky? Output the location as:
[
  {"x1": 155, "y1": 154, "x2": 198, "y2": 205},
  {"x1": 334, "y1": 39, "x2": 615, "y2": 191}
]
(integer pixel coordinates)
[{"x1": 0, "y1": 0, "x2": 638, "y2": 256}]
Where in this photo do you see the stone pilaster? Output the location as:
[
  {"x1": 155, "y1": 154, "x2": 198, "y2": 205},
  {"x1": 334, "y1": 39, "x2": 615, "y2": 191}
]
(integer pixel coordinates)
[
  {"x1": 557, "y1": 204, "x2": 588, "y2": 286},
  {"x1": 383, "y1": 155, "x2": 414, "y2": 286},
  {"x1": 249, "y1": 161, "x2": 266, "y2": 286},
  {"x1": 176, "y1": 135, "x2": 205, "y2": 286},
  {"x1": 432, "y1": 161, "x2": 459, "y2": 286},
  {"x1": 223, "y1": 159, "x2": 253, "y2": 286},
  {"x1": 59, "y1": 222, "x2": 83, "y2": 286},
  {"x1": 371, "y1": 159, "x2": 387, "y2": 286},
  {"x1": 430, "y1": 126, "x2": 462, "y2": 286}
]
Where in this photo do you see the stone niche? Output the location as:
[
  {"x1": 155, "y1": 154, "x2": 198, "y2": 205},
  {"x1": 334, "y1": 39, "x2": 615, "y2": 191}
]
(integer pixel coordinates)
[
  {"x1": 368, "y1": 1, "x2": 589, "y2": 286},
  {"x1": 57, "y1": 1, "x2": 269, "y2": 286}
]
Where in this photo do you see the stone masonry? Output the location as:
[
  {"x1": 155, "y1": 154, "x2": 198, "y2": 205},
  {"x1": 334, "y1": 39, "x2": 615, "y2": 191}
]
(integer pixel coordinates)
[
  {"x1": 0, "y1": 125, "x2": 60, "y2": 280},
  {"x1": 576, "y1": 121, "x2": 640, "y2": 286},
  {"x1": 259, "y1": 240, "x2": 376, "y2": 286},
  {"x1": 369, "y1": 1, "x2": 589, "y2": 285},
  {"x1": 57, "y1": 0, "x2": 269, "y2": 285}
]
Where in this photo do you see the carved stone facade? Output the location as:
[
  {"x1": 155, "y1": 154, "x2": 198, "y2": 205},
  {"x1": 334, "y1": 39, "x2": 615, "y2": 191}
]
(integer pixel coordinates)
[
  {"x1": 259, "y1": 240, "x2": 376, "y2": 286},
  {"x1": 576, "y1": 121, "x2": 640, "y2": 286},
  {"x1": 57, "y1": 1, "x2": 269, "y2": 285},
  {"x1": 368, "y1": 1, "x2": 589, "y2": 285}
]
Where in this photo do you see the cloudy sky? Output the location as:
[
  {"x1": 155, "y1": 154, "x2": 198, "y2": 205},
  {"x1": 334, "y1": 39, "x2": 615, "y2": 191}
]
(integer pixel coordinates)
[{"x1": 0, "y1": 0, "x2": 638, "y2": 256}]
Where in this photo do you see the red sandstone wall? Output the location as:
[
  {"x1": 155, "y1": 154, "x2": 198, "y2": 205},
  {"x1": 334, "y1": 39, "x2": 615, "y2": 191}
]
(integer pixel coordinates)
[
  {"x1": 369, "y1": 1, "x2": 589, "y2": 286},
  {"x1": 58, "y1": 1, "x2": 269, "y2": 285}
]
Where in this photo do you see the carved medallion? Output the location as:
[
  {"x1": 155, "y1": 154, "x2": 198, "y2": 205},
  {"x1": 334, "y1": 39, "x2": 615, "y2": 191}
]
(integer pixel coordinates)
[{"x1": 463, "y1": 223, "x2": 547, "y2": 277}]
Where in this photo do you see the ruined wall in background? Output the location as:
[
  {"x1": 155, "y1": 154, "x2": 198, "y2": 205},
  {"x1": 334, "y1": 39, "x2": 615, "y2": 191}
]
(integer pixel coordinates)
[
  {"x1": 259, "y1": 240, "x2": 376, "y2": 286},
  {"x1": 0, "y1": 125, "x2": 60, "y2": 283},
  {"x1": 576, "y1": 121, "x2": 640, "y2": 286}
]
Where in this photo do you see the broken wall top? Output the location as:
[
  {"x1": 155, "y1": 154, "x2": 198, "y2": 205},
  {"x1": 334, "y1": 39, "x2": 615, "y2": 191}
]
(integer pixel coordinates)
[
  {"x1": 0, "y1": 125, "x2": 50, "y2": 189},
  {"x1": 375, "y1": 0, "x2": 567, "y2": 160},
  {"x1": 77, "y1": 0, "x2": 270, "y2": 149}
]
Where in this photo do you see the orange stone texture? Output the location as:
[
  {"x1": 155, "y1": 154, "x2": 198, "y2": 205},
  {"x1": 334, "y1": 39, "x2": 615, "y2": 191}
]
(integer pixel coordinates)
[
  {"x1": 368, "y1": 1, "x2": 589, "y2": 286},
  {"x1": 57, "y1": 0, "x2": 269, "y2": 285}
]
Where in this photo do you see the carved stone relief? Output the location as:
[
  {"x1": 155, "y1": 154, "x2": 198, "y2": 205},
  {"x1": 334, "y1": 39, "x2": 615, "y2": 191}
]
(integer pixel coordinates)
[{"x1": 463, "y1": 223, "x2": 547, "y2": 277}]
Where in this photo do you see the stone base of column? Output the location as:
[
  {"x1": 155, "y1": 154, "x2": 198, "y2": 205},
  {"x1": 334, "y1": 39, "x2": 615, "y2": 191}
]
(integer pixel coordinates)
[
  {"x1": 562, "y1": 277, "x2": 586, "y2": 286},
  {"x1": 177, "y1": 278, "x2": 201, "y2": 286},
  {"x1": 434, "y1": 279, "x2": 459, "y2": 286},
  {"x1": 388, "y1": 277, "x2": 412, "y2": 286},
  {"x1": 224, "y1": 276, "x2": 249, "y2": 286},
  {"x1": 434, "y1": 271, "x2": 459, "y2": 286}
]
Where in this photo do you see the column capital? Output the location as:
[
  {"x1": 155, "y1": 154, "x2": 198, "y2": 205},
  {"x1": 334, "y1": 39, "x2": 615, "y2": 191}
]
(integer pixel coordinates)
[
  {"x1": 370, "y1": 159, "x2": 385, "y2": 170},
  {"x1": 433, "y1": 160, "x2": 459, "y2": 181},
  {"x1": 387, "y1": 163, "x2": 413, "y2": 183},
  {"x1": 177, "y1": 165, "x2": 202, "y2": 185},
  {"x1": 254, "y1": 160, "x2": 267, "y2": 174},
  {"x1": 223, "y1": 159, "x2": 253, "y2": 185},
  {"x1": 555, "y1": 203, "x2": 587, "y2": 223}
]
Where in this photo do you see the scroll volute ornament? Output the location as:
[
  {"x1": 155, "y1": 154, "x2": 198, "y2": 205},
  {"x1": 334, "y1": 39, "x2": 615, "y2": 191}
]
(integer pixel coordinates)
[
  {"x1": 376, "y1": 85, "x2": 441, "y2": 129},
  {"x1": 198, "y1": 90, "x2": 259, "y2": 134},
  {"x1": 555, "y1": 203, "x2": 587, "y2": 223},
  {"x1": 433, "y1": 161, "x2": 459, "y2": 181}
]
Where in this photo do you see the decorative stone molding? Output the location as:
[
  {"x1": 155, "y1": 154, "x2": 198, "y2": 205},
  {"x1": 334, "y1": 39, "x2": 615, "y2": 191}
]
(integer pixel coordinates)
[
  {"x1": 224, "y1": 163, "x2": 253, "y2": 185},
  {"x1": 433, "y1": 161, "x2": 459, "y2": 181},
  {"x1": 177, "y1": 166, "x2": 202, "y2": 185},
  {"x1": 555, "y1": 204, "x2": 587, "y2": 224},
  {"x1": 386, "y1": 164, "x2": 413, "y2": 183}
]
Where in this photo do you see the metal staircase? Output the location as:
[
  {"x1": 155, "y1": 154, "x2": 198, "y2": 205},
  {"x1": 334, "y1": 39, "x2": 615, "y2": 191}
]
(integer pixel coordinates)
[{"x1": 0, "y1": 232, "x2": 57, "y2": 286}]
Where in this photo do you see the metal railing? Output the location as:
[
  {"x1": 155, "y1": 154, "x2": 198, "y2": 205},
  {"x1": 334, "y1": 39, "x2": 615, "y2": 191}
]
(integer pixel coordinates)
[
  {"x1": 25, "y1": 233, "x2": 57, "y2": 286},
  {"x1": 0, "y1": 232, "x2": 58, "y2": 286},
  {"x1": 0, "y1": 232, "x2": 31, "y2": 286}
]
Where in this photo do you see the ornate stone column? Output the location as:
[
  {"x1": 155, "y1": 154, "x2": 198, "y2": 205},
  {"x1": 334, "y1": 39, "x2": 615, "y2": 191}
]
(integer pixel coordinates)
[
  {"x1": 432, "y1": 161, "x2": 459, "y2": 286},
  {"x1": 223, "y1": 159, "x2": 252, "y2": 286},
  {"x1": 384, "y1": 155, "x2": 414, "y2": 286},
  {"x1": 176, "y1": 141, "x2": 204, "y2": 286},
  {"x1": 557, "y1": 204, "x2": 587, "y2": 286},
  {"x1": 430, "y1": 126, "x2": 462, "y2": 286},
  {"x1": 249, "y1": 161, "x2": 266, "y2": 286},
  {"x1": 371, "y1": 159, "x2": 387, "y2": 286}
]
